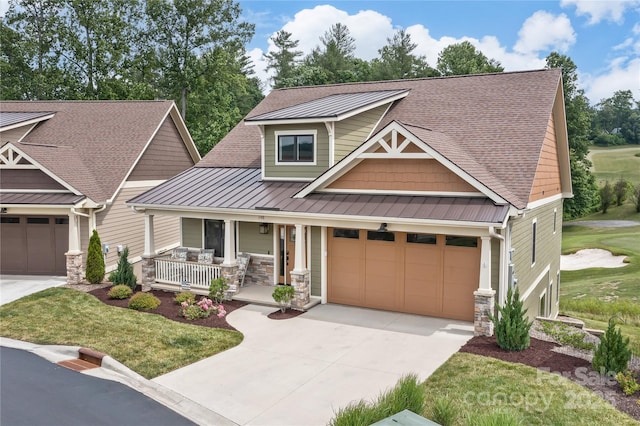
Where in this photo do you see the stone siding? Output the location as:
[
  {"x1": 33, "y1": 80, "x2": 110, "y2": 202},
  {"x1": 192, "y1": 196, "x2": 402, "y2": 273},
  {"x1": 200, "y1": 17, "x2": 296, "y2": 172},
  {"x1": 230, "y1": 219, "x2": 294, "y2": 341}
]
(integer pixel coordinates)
[{"x1": 244, "y1": 254, "x2": 274, "y2": 286}]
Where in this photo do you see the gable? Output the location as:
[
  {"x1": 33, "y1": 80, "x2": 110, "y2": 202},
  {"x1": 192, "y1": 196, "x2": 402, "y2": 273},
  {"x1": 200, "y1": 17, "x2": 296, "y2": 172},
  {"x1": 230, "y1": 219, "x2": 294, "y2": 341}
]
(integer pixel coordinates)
[
  {"x1": 327, "y1": 159, "x2": 478, "y2": 193},
  {"x1": 128, "y1": 116, "x2": 196, "y2": 181},
  {"x1": 334, "y1": 104, "x2": 389, "y2": 163},
  {"x1": 0, "y1": 169, "x2": 68, "y2": 190},
  {"x1": 529, "y1": 113, "x2": 562, "y2": 202}
]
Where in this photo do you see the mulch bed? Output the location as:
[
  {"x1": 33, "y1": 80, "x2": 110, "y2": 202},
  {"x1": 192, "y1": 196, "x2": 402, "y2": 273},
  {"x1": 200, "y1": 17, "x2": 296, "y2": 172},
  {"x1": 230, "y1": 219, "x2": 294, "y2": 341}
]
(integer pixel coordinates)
[
  {"x1": 461, "y1": 335, "x2": 640, "y2": 421},
  {"x1": 267, "y1": 308, "x2": 305, "y2": 320},
  {"x1": 89, "y1": 286, "x2": 248, "y2": 331}
]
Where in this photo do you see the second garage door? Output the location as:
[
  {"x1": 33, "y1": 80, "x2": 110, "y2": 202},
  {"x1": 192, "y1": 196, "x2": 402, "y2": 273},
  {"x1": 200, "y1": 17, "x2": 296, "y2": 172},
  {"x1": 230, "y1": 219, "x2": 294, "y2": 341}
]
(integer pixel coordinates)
[{"x1": 328, "y1": 228, "x2": 480, "y2": 321}]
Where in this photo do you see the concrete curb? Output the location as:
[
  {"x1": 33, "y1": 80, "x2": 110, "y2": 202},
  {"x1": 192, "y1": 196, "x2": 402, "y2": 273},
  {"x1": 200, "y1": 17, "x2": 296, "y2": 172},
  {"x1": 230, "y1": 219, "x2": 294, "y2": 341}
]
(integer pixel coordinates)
[{"x1": 0, "y1": 338, "x2": 238, "y2": 426}]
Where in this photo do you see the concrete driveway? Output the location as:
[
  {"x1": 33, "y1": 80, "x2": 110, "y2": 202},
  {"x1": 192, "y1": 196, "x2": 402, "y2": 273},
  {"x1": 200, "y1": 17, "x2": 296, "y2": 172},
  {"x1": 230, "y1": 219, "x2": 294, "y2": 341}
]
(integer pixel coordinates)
[
  {"x1": 153, "y1": 304, "x2": 473, "y2": 426},
  {"x1": 0, "y1": 275, "x2": 66, "y2": 306}
]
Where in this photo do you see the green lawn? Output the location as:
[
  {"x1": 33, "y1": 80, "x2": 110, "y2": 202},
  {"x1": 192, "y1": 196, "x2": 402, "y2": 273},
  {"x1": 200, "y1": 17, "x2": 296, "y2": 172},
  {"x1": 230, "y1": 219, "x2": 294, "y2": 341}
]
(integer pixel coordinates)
[
  {"x1": 421, "y1": 353, "x2": 637, "y2": 425},
  {"x1": 561, "y1": 203, "x2": 640, "y2": 354},
  {"x1": 0, "y1": 288, "x2": 243, "y2": 378},
  {"x1": 589, "y1": 145, "x2": 640, "y2": 185}
]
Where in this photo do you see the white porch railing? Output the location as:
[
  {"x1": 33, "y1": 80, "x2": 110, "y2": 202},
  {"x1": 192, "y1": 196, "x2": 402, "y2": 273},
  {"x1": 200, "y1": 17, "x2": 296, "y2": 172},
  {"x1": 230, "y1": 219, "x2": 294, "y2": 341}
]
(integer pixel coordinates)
[{"x1": 154, "y1": 258, "x2": 221, "y2": 291}]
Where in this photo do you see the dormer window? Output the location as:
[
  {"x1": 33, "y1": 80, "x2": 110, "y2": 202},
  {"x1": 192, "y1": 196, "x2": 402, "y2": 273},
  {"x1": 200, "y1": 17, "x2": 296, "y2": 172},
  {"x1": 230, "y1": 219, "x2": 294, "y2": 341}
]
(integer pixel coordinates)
[{"x1": 276, "y1": 130, "x2": 316, "y2": 165}]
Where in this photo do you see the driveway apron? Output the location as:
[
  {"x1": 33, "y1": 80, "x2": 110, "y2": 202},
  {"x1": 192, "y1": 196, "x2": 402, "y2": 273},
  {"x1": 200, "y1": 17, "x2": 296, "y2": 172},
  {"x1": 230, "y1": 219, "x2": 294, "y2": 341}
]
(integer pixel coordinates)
[
  {"x1": 153, "y1": 304, "x2": 473, "y2": 426},
  {"x1": 0, "y1": 275, "x2": 66, "y2": 305}
]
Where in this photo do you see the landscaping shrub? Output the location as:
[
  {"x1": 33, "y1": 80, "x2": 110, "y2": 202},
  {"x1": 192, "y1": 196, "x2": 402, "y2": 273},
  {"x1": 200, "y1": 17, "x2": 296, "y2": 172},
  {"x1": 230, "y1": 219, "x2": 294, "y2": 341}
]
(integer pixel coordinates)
[
  {"x1": 616, "y1": 370, "x2": 640, "y2": 396},
  {"x1": 209, "y1": 276, "x2": 228, "y2": 303},
  {"x1": 329, "y1": 373, "x2": 424, "y2": 426},
  {"x1": 85, "y1": 229, "x2": 105, "y2": 284},
  {"x1": 128, "y1": 292, "x2": 161, "y2": 311},
  {"x1": 537, "y1": 321, "x2": 595, "y2": 351},
  {"x1": 178, "y1": 297, "x2": 226, "y2": 320},
  {"x1": 174, "y1": 291, "x2": 196, "y2": 305},
  {"x1": 272, "y1": 285, "x2": 295, "y2": 312},
  {"x1": 108, "y1": 285, "x2": 132, "y2": 300},
  {"x1": 108, "y1": 247, "x2": 137, "y2": 290},
  {"x1": 490, "y1": 287, "x2": 532, "y2": 351},
  {"x1": 592, "y1": 317, "x2": 632, "y2": 375},
  {"x1": 430, "y1": 396, "x2": 457, "y2": 426}
]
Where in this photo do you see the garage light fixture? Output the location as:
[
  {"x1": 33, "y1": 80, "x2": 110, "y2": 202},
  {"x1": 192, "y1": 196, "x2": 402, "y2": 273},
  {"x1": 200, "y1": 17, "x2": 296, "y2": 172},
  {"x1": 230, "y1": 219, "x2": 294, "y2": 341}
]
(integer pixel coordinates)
[{"x1": 376, "y1": 223, "x2": 388, "y2": 232}]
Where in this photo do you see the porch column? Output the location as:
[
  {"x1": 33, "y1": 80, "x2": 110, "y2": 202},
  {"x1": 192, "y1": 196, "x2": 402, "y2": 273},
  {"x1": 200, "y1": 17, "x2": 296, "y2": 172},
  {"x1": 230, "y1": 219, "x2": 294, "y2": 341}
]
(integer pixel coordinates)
[
  {"x1": 141, "y1": 214, "x2": 156, "y2": 292},
  {"x1": 65, "y1": 211, "x2": 83, "y2": 285},
  {"x1": 474, "y1": 236, "x2": 495, "y2": 336},
  {"x1": 221, "y1": 220, "x2": 239, "y2": 298},
  {"x1": 290, "y1": 224, "x2": 310, "y2": 309}
]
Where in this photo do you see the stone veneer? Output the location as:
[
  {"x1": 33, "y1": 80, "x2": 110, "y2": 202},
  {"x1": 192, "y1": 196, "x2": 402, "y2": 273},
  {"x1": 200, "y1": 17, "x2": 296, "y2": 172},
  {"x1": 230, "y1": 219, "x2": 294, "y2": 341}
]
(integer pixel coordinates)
[
  {"x1": 243, "y1": 254, "x2": 274, "y2": 286},
  {"x1": 65, "y1": 251, "x2": 84, "y2": 285},
  {"x1": 141, "y1": 255, "x2": 156, "y2": 291},
  {"x1": 474, "y1": 289, "x2": 496, "y2": 336},
  {"x1": 289, "y1": 270, "x2": 310, "y2": 309},
  {"x1": 220, "y1": 264, "x2": 239, "y2": 300}
]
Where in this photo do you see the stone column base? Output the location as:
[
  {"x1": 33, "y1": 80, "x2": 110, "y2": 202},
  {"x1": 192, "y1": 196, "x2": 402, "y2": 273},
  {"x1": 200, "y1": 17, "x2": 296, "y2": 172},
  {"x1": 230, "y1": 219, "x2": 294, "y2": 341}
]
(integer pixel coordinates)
[
  {"x1": 141, "y1": 256, "x2": 156, "y2": 292},
  {"x1": 65, "y1": 251, "x2": 84, "y2": 285},
  {"x1": 290, "y1": 270, "x2": 310, "y2": 310},
  {"x1": 474, "y1": 289, "x2": 496, "y2": 336},
  {"x1": 220, "y1": 264, "x2": 239, "y2": 300}
]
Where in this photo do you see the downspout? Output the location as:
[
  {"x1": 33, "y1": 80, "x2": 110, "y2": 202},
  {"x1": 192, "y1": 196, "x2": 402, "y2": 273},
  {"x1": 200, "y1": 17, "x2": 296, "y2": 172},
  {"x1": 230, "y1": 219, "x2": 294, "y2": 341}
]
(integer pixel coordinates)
[
  {"x1": 489, "y1": 226, "x2": 506, "y2": 308},
  {"x1": 90, "y1": 204, "x2": 108, "y2": 231}
]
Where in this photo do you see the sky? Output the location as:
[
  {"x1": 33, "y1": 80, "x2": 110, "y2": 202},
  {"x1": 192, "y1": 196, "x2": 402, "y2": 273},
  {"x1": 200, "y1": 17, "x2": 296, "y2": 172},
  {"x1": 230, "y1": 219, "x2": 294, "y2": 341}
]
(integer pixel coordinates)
[
  {"x1": 239, "y1": 0, "x2": 640, "y2": 103},
  {"x1": 1, "y1": 0, "x2": 637, "y2": 103}
]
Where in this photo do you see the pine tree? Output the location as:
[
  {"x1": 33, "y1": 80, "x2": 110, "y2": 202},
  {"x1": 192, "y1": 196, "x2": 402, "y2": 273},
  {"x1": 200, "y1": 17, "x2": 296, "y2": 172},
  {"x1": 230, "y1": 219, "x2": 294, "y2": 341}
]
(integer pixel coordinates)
[
  {"x1": 85, "y1": 229, "x2": 105, "y2": 284},
  {"x1": 592, "y1": 318, "x2": 632, "y2": 375},
  {"x1": 108, "y1": 247, "x2": 137, "y2": 290},
  {"x1": 490, "y1": 287, "x2": 533, "y2": 351}
]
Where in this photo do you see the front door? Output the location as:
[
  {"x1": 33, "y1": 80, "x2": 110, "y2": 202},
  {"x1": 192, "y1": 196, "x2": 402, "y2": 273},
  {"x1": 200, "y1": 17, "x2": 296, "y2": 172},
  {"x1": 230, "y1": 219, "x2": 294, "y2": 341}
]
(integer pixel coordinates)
[{"x1": 279, "y1": 225, "x2": 296, "y2": 284}]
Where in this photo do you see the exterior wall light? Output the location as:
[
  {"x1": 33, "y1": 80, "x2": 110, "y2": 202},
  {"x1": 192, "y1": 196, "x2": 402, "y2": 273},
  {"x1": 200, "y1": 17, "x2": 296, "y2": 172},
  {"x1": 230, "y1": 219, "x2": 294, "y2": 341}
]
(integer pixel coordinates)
[
  {"x1": 377, "y1": 223, "x2": 388, "y2": 232},
  {"x1": 259, "y1": 223, "x2": 270, "y2": 234}
]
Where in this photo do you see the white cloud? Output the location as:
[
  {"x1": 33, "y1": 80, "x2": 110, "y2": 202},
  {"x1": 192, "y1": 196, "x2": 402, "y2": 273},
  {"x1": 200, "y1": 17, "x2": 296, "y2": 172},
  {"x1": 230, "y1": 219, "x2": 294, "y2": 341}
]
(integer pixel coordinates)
[
  {"x1": 247, "y1": 47, "x2": 270, "y2": 89},
  {"x1": 0, "y1": 0, "x2": 9, "y2": 17},
  {"x1": 582, "y1": 57, "x2": 640, "y2": 102},
  {"x1": 514, "y1": 11, "x2": 575, "y2": 54},
  {"x1": 560, "y1": 0, "x2": 640, "y2": 24}
]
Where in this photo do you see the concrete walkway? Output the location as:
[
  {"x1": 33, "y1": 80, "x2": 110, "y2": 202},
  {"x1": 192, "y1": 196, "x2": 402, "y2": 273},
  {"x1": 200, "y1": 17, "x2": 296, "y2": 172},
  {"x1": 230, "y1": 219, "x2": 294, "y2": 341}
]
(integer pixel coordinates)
[
  {"x1": 153, "y1": 304, "x2": 473, "y2": 426},
  {"x1": 0, "y1": 275, "x2": 66, "y2": 305}
]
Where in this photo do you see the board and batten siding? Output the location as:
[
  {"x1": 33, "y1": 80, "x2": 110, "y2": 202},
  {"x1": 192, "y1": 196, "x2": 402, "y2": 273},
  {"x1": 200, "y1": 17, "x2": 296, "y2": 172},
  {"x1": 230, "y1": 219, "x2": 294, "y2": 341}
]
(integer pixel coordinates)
[
  {"x1": 310, "y1": 226, "x2": 321, "y2": 297},
  {"x1": 529, "y1": 114, "x2": 562, "y2": 203},
  {"x1": 334, "y1": 104, "x2": 388, "y2": 162},
  {"x1": 264, "y1": 123, "x2": 329, "y2": 179},
  {"x1": 96, "y1": 186, "x2": 180, "y2": 268},
  {"x1": 509, "y1": 198, "x2": 562, "y2": 319},
  {"x1": 128, "y1": 117, "x2": 195, "y2": 181},
  {"x1": 238, "y1": 222, "x2": 273, "y2": 255},
  {"x1": 182, "y1": 218, "x2": 203, "y2": 248}
]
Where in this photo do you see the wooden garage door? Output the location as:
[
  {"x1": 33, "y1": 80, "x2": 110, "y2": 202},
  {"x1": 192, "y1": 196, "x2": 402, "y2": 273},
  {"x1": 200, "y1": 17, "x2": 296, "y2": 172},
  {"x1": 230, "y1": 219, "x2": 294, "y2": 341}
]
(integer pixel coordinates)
[
  {"x1": 0, "y1": 216, "x2": 68, "y2": 275},
  {"x1": 328, "y1": 229, "x2": 480, "y2": 321}
]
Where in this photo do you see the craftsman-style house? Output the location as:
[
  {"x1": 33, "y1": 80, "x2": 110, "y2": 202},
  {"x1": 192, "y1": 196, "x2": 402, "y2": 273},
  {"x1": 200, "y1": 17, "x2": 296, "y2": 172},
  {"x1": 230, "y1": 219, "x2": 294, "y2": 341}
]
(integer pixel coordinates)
[{"x1": 128, "y1": 69, "x2": 571, "y2": 335}]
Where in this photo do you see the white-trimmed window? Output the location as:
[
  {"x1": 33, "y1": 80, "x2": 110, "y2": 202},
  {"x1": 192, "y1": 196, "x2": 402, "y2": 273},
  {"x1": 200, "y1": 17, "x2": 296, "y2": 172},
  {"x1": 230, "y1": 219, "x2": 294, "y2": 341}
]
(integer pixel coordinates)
[
  {"x1": 531, "y1": 218, "x2": 537, "y2": 266},
  {"x1": 539, "y1": 290, "x2": 547, "y2": 317},
  {"x1": 275, "y1": 130, "x2": 317, "y2": 164}
]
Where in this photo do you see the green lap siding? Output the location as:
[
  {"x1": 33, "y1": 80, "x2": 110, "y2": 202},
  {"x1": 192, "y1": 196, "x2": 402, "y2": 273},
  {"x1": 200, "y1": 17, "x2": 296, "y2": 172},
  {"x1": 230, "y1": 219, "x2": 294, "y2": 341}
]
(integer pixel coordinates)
[
  {"x1": 238, "y1": 222, "x2": 273, "y2": 255},
  {"x1": 264, "y1": 123, "x2": 329, "y2": 179},
  {"x1": 181, "y1": 218, "x2": 203, "y2": 248},
  {"x1": 311, "y1": 227, "x2": 321, "y2": 297},
  {"x1": 334, "y1": 104, "x2": 388, "y2": 162}
]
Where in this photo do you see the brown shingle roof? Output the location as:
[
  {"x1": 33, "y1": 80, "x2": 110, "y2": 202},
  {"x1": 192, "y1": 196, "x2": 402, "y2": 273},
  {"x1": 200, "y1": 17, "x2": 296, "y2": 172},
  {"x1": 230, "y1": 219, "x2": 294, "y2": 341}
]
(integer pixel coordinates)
[
  {"x1": 0, "y1": 100, "x2": 179, "y2": 204},
  {"x1": 200, "y1": 69, "x2": 562, "y2": 208}
]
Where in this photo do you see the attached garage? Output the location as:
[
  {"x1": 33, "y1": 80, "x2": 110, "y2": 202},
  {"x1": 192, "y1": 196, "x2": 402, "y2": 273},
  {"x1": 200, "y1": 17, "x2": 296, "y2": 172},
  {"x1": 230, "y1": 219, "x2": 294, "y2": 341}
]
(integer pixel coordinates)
[
  {"x1": 0, "y1": 216, "x2": 68, "y2": 275},
  {"x1": 328, "y1": 228, "x2": 480, "y2": 321}
]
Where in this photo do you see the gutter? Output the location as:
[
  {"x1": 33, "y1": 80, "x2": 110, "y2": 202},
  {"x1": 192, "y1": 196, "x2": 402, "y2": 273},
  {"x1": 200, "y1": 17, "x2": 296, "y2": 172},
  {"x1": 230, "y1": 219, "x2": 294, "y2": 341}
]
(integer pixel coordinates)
[{"x1": 489, "y1": 226, "x2": 507, "y2": 309}]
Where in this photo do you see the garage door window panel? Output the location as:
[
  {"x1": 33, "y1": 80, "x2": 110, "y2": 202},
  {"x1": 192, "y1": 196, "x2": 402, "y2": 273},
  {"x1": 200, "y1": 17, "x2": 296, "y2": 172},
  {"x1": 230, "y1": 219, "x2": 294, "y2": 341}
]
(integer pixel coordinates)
[
  {"x1": 407, "y1": 233, "x2": 437, "y2": 244},
  {"x1": 333, "y1": 228, "x2": 360, "y2": 239},
  {"x1": 445, "y1": 235, "x2": 478, "y2": 247},
  {"x1": 367, "y1": 231, "x2": 395, "y2": 242},
  {"x1": 1, "y1": 217, "x2": 20, "y2": 224}
]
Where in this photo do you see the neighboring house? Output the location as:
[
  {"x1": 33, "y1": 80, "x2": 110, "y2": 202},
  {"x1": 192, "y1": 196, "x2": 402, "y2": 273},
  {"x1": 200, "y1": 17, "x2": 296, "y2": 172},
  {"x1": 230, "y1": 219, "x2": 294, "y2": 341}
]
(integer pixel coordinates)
[
  {"x1": 128, "y1": 69, "x2": 571, "y2": 335},
  {"x1": 0, "y1": 101, "x2": 200, "y2": 283}
]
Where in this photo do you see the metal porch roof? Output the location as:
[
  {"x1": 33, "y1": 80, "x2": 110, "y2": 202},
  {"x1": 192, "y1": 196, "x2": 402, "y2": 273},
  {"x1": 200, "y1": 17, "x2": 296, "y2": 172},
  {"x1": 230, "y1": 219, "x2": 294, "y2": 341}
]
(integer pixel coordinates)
[{"x1": 0, "y1": 192, "x2": 85, "y2": 205}]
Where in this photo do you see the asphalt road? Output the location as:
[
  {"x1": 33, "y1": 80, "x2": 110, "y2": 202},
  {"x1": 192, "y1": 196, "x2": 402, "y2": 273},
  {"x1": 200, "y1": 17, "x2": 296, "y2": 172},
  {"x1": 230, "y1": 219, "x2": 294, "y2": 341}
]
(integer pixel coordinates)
[{"x1": 0, "y1": 346, "x2": 197, "y2": 426}]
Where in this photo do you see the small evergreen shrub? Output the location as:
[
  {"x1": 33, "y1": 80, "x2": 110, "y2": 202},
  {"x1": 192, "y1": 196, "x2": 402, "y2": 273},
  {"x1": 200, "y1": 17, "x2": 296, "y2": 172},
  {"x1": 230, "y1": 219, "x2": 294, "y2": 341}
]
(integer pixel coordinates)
[
  {"x1": 108, "y1": 285, "x2": 133, "y2": 300},
  {"x1": 85, "y1": 230, "x2": 105, "y2": 284},
  {"x1": 431, "y1": 396, "x2": 457, "y2": 426},
  {"x1": 616, "y1": 370, "x2": 640, "y2": 396},
  {"x1": 592, "y1": 318, "x2": 632, "y2": 375},
  {"x1": 272, "y1": 285, "x2": 295, "y2": 313},
  {"x1": 128, "y1": 292, "x2": 161, "y2": 311},
  {"x1": 209, "y1": 276, "x2": 229, "y2": 303},
  {"x1": 489, "y1": 287, "x2": 533, "y2": 351},
  {"x1": 108, "y1": 247, "x2": 137, "y2": 290},
  {"x1": 174, "y1": 291, "x2": 196, "y2": 305}
]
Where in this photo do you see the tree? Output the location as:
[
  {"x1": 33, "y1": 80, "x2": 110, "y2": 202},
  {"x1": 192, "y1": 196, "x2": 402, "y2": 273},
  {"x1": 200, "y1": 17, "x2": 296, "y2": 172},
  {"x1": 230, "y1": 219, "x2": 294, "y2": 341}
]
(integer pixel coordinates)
[
  {"x1": 593, "y1": 90, "x2": 640, "y2": 145},
  {"x1": 489, "y1": 287, "x2": 533, "y2": 351},
  {"x1": 546, "y1": 52, "x2": 599, "y2": 219},
  {"x1": 613, "y1": 178, "x2": 630, "y2": 206},
  {"x1": 264, "y1": 30, "x2": 302, "y2": 89},
  {"x1": 436, "y1": 41, "x2": 503, "y2": 76},
  {"x1": 634, "y1": 184, "x2": 640, "y2": 213},
  {"x1": 108, "y1": 246, "x2": 137, "y2": 290},
  {"x1": 600, "y1": 181, "x2": 613, "y2": 214},
  {"x1": 305, "y1": 23, "x2": 359, "y2": 84},
  {"x1": 85, "y1": 229, "x2": 105, "y2": 284},
  {"x1": 146, "y1": 0, "x2": 254, "y2": 118},
  {"x1": 372, "y1": 29, "x2": 437, "y2": 80},
  {"x1": 592, "y1": 318, "x2": 632, "y2": 375}
]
